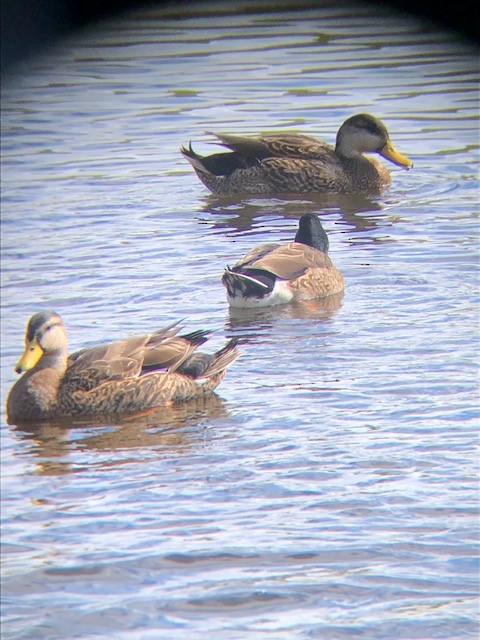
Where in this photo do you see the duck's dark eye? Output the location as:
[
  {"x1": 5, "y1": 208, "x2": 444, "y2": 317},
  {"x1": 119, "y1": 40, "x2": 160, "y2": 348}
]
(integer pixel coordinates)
[{"x1": 45, "y1": 325, "x2": 52, "y2": 332}]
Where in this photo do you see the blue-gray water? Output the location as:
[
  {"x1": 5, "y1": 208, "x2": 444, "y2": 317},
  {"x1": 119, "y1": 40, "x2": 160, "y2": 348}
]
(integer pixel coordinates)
[{"x1": 1, "y1": 2, "x2": 479, "y2": 639}]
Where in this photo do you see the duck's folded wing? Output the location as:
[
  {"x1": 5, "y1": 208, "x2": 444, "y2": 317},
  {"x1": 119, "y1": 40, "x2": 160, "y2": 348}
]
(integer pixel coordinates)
[
  {"x1": 259, "y1": 133, "x2": 332, "y2": 159},
  {"x1": 64, "y1": 336, "x2": 149, "y2": 391},
  {"x1": 142, "y1": 330, "x2": 211, "y2": 373},
  {"x1": 233, "y1": 242, "x2": 281, "y2": 268},
  {"x1": 212, "y1": 132, "x2": 331, "y2": 160},
  {"x1": 64, "y1": 322, "x2": 186, "y2": 390},
  {"x1": 250, "y1": 242, "x2": 333, "y2": 280},
  {"x1": 68, "y1": 321, "x2": 181, "y2": 366},
  {"x1": 210, "y1": 133, "x2": 273, "y2": 159}
]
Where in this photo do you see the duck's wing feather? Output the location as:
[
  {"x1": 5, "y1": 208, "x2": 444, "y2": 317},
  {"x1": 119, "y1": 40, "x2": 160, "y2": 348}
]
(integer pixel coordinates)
[
  {"x1": 248, "y1": 242, "x2": 333, "y2": 280},
  {"x1": 141, "y1": 330, "x2": 211, "y2": 373},
  {"x1": 67, "y1": 321, "x2": 181, "y2": 367},
  {"x1": 65, "y1": 335, "x2": 151, "y2": 391},
  {"x1": 259, "y1": 133, "x2": 332, "y2": 159},
  {"x1": 210, "y1": 133, "x2": 273, "y2": 160},
  {"x1": 63, "y1": 323, "x2": 208, "y2": 391},
  {"x1": 212, "y1": 132, "x2": 332, "y2": 160},
  {"x1": 233, "y1": 242, "x2": 281, "y2": 268}
]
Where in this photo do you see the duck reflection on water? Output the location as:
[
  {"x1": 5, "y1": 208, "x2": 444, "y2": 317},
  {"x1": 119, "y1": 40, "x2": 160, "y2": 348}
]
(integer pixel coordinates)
[
  {"x1": 197, "y1": 191, "x2": 386, "y2": 235},
  {"x1": 12, "y1": 394, "x2": 230, "y2": 476},
  {"x1": 225, "y1": 293, "x2": 344, "y2": 342}
]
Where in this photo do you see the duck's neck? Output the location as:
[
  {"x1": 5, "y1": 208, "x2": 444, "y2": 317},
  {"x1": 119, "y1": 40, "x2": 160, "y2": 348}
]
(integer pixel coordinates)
[
  {"x1": 295, "y1": 226, "x2": 329, "y2": 254},
  {"x1": 16, "y1": 351, "x2": 67, "y2": 419},
  {"x1": 35, "y1": 351, "x2": 68, "y2": 385},
  {"x1": 339, "y1": 154, "x2": 390, "y2": 191},
  {"x1": 335, "y1": 138, "x2": 366, "y2": 159}
]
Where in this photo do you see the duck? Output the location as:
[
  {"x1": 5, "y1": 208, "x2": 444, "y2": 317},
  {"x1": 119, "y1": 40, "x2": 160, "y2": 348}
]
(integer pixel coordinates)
[
  {"x1": 6, "y1": 311, "x2": 240, "y2": 424},
  {"x1": 180, "y1": 113, "x2": 413, "y2": 194},
  {"x1": 221, "y1": 213, "x2": 344, "y2": 308}
]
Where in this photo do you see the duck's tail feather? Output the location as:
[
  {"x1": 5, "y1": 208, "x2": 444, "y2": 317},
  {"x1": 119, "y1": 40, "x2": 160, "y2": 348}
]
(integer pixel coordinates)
[
  {"x1": 222, "y1": 267, "x2": 275, "y2": 299},
  {"x1": 179, "y1": 339, "x2": 241, "y2": 379},
  {"x1": 180, "y1": 142, "x2": 214, "y2": 176},
  {"x1": 180, "y1": 142, "x2": 256, "y2": 177}
]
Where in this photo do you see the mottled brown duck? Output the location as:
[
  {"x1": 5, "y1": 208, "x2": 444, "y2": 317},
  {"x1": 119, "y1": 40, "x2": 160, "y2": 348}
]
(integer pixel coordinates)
[
  {"x1": 6, "y1": 311, "x2": 240, "y2": 424},
  {"x1": 222, "y1": 213, "x2": 344, "y2": 308},
  {"x1": 180, "y1": 113, "x2": 413, "y2": 194}
]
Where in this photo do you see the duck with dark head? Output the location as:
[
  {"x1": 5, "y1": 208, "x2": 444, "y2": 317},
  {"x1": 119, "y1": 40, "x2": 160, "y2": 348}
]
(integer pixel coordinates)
[
  {"x1": 222, "y1": 213, "x2": 344, "y2": 308},
  {"x1": 181, "y1": 113, "x2": 413, "y2": 195}
]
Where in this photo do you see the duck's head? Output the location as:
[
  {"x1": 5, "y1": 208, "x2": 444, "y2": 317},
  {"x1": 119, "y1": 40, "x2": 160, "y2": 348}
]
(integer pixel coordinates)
[
  {"x1": 295, "y1": 213, "x2": 329, "y2": 253},
  {"x1": 15, "y1": 311, "x2": 67, "y2": 374},
  {"x1": 336, "y1": 114, "x2": 413, "y2": 169}
]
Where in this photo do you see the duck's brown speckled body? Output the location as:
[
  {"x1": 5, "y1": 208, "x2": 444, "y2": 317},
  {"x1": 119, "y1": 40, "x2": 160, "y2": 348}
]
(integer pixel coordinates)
[
  {"x1": 180, "y1": 114, "x2": 413, "y2": 194},
  {"x1": 7, "y1": 312, "x2": 240, "y2": 424}
]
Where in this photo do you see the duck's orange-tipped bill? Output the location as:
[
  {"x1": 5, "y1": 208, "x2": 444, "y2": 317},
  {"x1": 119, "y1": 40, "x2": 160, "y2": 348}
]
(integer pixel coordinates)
[
  {"x1": 15, "y1": 340, "x2": 43, "y2": 373},
  {"x1": 380, "y1": 142, "x2": 413, "y2": 170}
]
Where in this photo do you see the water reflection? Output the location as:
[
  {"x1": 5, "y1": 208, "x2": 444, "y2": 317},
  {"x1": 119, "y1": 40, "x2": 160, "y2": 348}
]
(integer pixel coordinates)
[
  {"x1": 200, "y1": 192, "x2": 385, "y2": 233},
  {"x1": 225, "y1": 293, "x2": 344, "y2": 339},
  {"x1": 13, "y1": 394, "x2": 228, "y2": 476}
]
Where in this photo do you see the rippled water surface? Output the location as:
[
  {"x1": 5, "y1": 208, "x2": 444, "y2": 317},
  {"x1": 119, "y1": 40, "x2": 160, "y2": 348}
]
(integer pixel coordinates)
[{"x1": 1, "y1": 2, "x2": 479, "y2": 638}]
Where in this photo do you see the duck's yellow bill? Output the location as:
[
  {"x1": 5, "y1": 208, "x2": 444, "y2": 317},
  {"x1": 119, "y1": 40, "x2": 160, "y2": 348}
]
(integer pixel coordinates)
[
  {"x1": 380, "y1": 142, "x2": 413, "y2": 169},
  {"x1": 15, "y1": 340, "x2": 43, "y2": 373}
]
